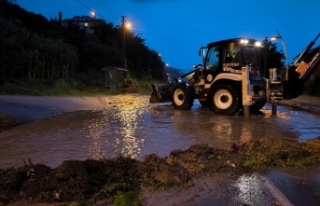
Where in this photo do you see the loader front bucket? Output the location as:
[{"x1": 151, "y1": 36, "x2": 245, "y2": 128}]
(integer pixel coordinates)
[{"x1": 149, "y1": 83, "x2": 172, "y2": 103}]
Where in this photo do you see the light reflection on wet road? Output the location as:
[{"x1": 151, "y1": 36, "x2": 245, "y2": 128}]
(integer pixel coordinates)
[{"x1": 0, "y1": 95, "x2": 319, "y2": 169}]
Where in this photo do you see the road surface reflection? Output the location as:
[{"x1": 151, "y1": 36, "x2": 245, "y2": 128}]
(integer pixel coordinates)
[{"x1": 0, "y1": 96, "x2": 319, "y2": 169}]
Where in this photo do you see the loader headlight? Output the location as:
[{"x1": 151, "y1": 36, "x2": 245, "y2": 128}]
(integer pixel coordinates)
[
  {"x1": 254, "y1": 41, "x2": 263, "y2": 47},
  {"x1": 206, "y1": 74, "x2": 213, "y2": 82},
  {"x1": 240, "y1": 39, "x2": 249, "y2": 44}
]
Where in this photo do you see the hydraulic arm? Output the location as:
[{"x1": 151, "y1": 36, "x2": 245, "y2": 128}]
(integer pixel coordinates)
[{"x1": 284, "y1": 33, "x2": 320, "y2": 99}]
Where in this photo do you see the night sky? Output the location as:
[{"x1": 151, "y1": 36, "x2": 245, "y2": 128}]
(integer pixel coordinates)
[{"x1": 16, "y1": 0, "x2": 320, "y2": 71}]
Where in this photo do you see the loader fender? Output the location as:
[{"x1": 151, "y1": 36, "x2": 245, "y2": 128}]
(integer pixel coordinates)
[
  {"x1": 171, "y1": 78, "x2": 196, "y2": 92},
  {"x1": 211, "y1": 73, "x2": 242, "y2": 85}
]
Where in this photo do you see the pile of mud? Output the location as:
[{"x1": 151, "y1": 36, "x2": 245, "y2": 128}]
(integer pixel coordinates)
[
  {"x1": 0, "y1": 137, "x2": 319, "y2": 205},
  {"x1": 0, "y1": 114, "x2": 20, "y2": 132}
]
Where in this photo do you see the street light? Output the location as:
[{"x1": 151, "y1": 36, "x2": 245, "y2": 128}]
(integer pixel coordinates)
[
  {"x1": 270, "y1": 30, "x2": 289, "y2": 81},
  {"x1": 122, "y1": 16, "x2": 132, "y2": 69},
  {"x1": 125, "y1": 22, "x2": 131, "y2": 30},
  {"x1": 91, "y1": 11, "x2": 96, "y2": 19}
]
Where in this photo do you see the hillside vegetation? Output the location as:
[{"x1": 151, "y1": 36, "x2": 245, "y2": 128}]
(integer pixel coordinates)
[
  {"x1": 0, "y1": 0, "x2": 319, "y2": 96},
  {"x1": 0, "y1": 0, "x2": 168, "y2": 95}
]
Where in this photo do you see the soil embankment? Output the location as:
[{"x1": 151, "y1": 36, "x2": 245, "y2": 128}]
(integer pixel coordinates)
[{"x1": 0, "y1": 137, "x2": 319, "y2": 205}]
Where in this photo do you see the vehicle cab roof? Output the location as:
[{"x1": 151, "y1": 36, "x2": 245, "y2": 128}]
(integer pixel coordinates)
[{"x1": 207, "y1": 37, "x2": 260, "y2": 47}]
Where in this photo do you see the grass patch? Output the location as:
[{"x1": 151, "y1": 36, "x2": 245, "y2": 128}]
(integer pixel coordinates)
[
  {"x1": 242, "y1": 155, "x2": 261, "y2": 168},
  {"x1": 0, "y1": 77, "x2": 157, "y2": 96},
  {"x1": 114, "y1": 190, "x2": 142, "y2": 206}
]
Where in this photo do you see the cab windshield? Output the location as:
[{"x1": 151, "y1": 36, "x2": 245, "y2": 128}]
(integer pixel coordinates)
[
  {"x1": 241, "y1": 46, "x2": 262, "y2": 77},
  {"x1": 203, "y1": 39, "x2": 263, "y2": 78},
  {"x1": 241, "y1": 46, "x2": 260, "y2": 68},
  {"x1": 223, "y1": 44, "x2": 262, "y2": 76}
]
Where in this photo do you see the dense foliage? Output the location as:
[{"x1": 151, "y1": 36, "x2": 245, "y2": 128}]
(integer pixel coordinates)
[
  {"x1": 0, "y1": 0, "x2": 318, "y2": 96},
  {"x1": 0, "y1": 0, "x2": 167, "y2": 94}
]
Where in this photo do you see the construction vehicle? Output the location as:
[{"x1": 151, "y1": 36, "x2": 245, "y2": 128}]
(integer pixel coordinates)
[{"x1": 150, "y1": 33, "x2": 320, "y2": 115}]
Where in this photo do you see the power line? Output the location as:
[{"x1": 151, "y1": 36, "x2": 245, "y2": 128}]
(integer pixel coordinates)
[
  {"x1": 75, "y1": 0, "x2": 92, "y2": 13},
  {"x1": 75, "y1": 0, "x2": 110, "y2": 22},
  {"x1": 93, "y1": 0, "x2": 121, "y2": 22},
  {"x1": 75, "y1": 0, "x2": 214, "y2": 49},
  {"x1": 75, "y1": 0, "x2": 128, "y2": 25},
  {"x1": 76, "y1": 0, "x2": 219, "y2": 40}
]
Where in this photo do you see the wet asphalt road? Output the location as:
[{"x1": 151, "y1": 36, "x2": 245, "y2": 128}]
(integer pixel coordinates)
[
  {"x1": 0, "y1": 94, "x2": 319, "y2": 168},
  {"x1": 0, "y1": 94, "x2": 319, "y2": 205}
]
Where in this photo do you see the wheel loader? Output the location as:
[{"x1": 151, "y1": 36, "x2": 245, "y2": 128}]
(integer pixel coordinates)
[{"x1": 150, "y1": 33, "x2": 320, "y2": 115}]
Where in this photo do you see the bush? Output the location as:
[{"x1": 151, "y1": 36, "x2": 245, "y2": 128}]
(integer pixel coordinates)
[{"x1": 124, "y1": 77, "x2": 139, "y2": 93}]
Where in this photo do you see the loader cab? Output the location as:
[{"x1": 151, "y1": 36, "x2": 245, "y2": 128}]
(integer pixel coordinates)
[{"x1": 202, "y1": 38, "x2": 263, "y2": 82}]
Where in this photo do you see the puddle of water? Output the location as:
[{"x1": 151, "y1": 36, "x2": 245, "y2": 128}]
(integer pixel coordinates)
[
  {"x1": 234, "y1": 173, "x2": 274, "y2": 205},
  {"x1": 0, "y1": 97, "x2": 319, "y2": 169},
  {"x1": 263, "y1": 104, "x2": 320, "y2": 141}
]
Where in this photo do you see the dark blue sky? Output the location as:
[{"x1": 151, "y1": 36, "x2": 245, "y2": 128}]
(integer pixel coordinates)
[{"x1": 17, "y1": 0, "x2": 320, "y2": 71}]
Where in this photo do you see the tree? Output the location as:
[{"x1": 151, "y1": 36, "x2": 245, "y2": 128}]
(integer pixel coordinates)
[
  {"x1": 0, "y1": 0, "x2": 169, "y2": 88},
  {"x1": 260, "y1": 38, "x2": 285, "y2": 78},
  {"x1": 0, "y1": 18, "x2": 78, "y2": 82}
]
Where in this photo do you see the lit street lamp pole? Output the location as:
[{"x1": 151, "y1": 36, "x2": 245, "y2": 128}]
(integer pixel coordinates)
[
  {"x1": 91, "y1": 11, "x2": 96, "y2": 19},
  {"x1": 121, "y1": 16, "x2": 131, "y2": 69},
  {"x1": 270, "y1": 30, "x2": 289, "y2": 81}
]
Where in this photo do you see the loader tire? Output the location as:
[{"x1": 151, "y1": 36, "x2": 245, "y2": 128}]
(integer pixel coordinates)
[
  {"x1": 209, "y1": 82, "x2": 241, "y2": 115},
  {"x1": 172, "y1": 84, "x2": 194, "y2": 110}
]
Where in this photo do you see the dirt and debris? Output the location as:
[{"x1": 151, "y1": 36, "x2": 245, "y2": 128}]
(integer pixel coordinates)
[
  {"x1": 0, "y1": 137, "x2": 319, "y2": 205},
  {"x1": 0, "y1": 114, "x2": 21, "y2": 132}
]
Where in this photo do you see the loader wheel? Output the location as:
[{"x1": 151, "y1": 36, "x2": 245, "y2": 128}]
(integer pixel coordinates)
[
  {"x1": 209, "y1": 83, "x2": 241, "y2": 115},
  {"x1": 249, "y1": 99, "x2": 266, "y2": 113},
  {"x1": 172, "y1": 84, "x2": 194, "y2": 110}
]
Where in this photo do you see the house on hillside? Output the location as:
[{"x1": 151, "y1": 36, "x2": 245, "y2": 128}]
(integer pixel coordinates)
[{"x1": 60, "y1": 13, "x2": 105, "y2": 34}]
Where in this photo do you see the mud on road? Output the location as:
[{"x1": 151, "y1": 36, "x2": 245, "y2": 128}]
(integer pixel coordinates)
[
  {"x1": 0, "y1": 94, "x2": 319, "y2": 169},
  {"x1": 0, "y1": 94, "x2": 320, "y2": 205},
  {"x1": 0, "y1": 137, "x2": 320, "y2": 205}
]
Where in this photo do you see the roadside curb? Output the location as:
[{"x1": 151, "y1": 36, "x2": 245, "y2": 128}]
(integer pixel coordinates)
[{"x1": 276, "y1": 95, "x2": 320, "y2": 115}]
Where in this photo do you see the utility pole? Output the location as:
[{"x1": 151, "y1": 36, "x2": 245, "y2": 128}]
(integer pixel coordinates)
[
  {"x1": 264, "y1": 37, "x2": 267, "y2": 78},
  {"x1": 121, "y1": 16, "x2": 127, "y2": 69}
]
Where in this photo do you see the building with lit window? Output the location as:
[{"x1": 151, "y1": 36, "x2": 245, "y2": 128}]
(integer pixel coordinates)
[{"x1": 61, "y1": 14, "x2": 104, "y2": 34}]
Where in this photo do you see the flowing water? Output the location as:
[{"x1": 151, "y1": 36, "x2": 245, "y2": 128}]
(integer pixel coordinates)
[{"x1": 0, "y1": 95, "x2": 319, "y2": 169}]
